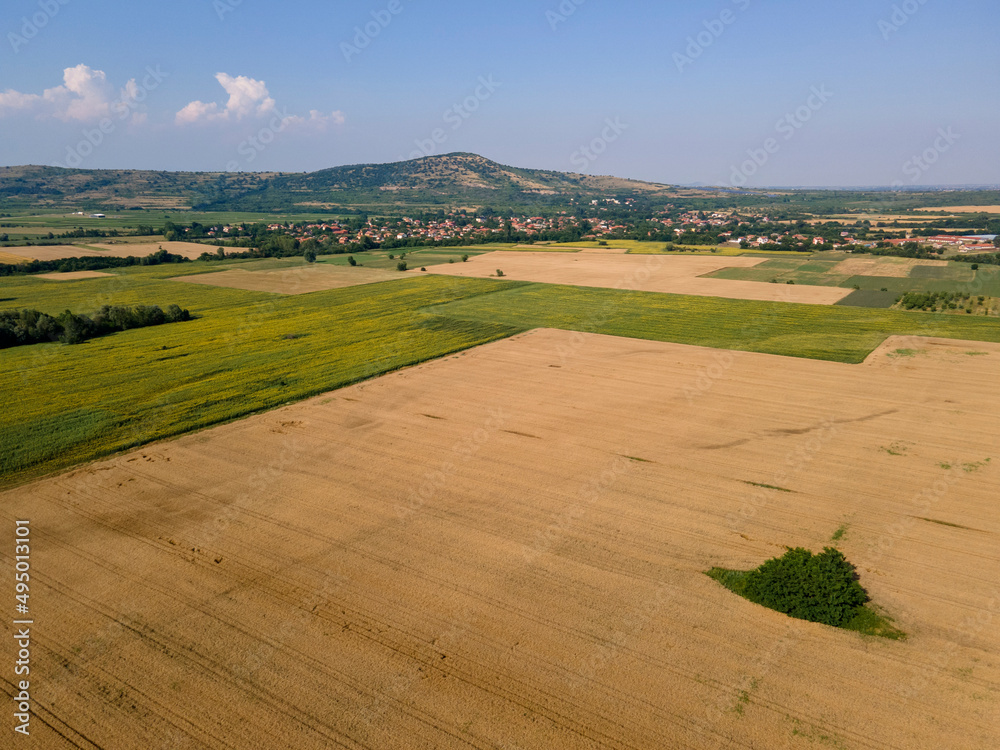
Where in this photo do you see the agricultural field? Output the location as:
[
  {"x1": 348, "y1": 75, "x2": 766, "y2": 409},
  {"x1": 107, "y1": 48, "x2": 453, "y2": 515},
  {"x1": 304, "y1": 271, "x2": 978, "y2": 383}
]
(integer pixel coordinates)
[
  {"x1": 0, "y1": 250, "x2": 29, "y2": 264},
  {"x1": 544, "y1": 240, "x2": 813, "y2": 257},
  {"x1": 915, "y1": 206, "x2": 1000, "y2": 214},
  {"x1": 36, "y1": 271, "x2": 116, "y2": 281},
  {"x1": 428, "y1": 282, "x2": 1000, "y2": 362},
  {"x1": 422, "y1": 251, "x2": 851, "y2": 304},
  {"x1": 0, "y1": 268, "x2": 521, "y2": 486},
  {"x1": 2, "y1": 330, "x2": 997, "y2": 749},
  {"x1": 319, "y1": 245, "x2": 499, "y2": 269},
  {"x1": 171, "y1": 264, "x2": 404, "y2": 294},
  {"x1": 2, "y1": 241, "x2": 211, "y2": 262},
  {"x1": 708, "y1": 252, "x2": 1000, "y2": 297}
]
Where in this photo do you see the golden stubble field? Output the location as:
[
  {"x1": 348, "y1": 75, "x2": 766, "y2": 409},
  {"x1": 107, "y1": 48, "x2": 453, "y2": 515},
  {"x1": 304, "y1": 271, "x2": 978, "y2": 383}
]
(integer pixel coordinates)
[
  {"x1": 2, "y1": 331, "x2": 998, "y2": 749},
  {"x1": 421, "y1": 251, "x2": 852, "y2": 304},
  {"x1": 170, "y1": 264, "x2": 402, "y2": 294},
  {"x1": 3, "y1": 242, "x2": 211, "y2": 262},
  {"x1": 832, "y1": 257, "x2": 950, "y2": 278}
]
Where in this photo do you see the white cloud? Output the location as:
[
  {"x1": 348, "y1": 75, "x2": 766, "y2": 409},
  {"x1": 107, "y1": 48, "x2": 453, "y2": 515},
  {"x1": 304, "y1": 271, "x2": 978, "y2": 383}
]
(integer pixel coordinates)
[
  {"x1": 0, "y1": 64, "x2": 143, "y2": 123},
  {"x1": 176, "y1": 73, "x2": 344, "y2": 129},
  {"x1": 176, "y1": 73, "x2": 276, "y2": 124},
  {"x1": 281, "y1": 109, "x2": 347, "y2": 129},
  {"x1": 175, "y1": 99, "x2": 221, "y2": 124}
]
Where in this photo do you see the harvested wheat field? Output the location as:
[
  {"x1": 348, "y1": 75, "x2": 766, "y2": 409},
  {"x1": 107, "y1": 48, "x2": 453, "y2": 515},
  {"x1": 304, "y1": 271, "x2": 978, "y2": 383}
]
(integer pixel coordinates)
[
  {"x1": 2, "y1": 329, "x2": 998, "y2": 749},
  {"x1": 423, "y1": 251, "x2": 851, "y2": 304},
  {"x1": 0, "y1": 250, "x2": 29, "y2": 265},
  {"x1": 834, "y1": 257, "x2": 950, "y2": 278},
  {"x1": 88, "y1": 242, "x2": 216, "y2": 260},
  {"x1": 915, "y1": 206, "x2": 1000, "y2": 214},
  {"x1": 1, "y1": 242, "x2": 211, "y2": 262},
  {"x1": 35, "y1": 271, "x2": 115, "y2": 281},
  {"x1": 171, "y1": 264, "x2": 402, "y2": 294}
]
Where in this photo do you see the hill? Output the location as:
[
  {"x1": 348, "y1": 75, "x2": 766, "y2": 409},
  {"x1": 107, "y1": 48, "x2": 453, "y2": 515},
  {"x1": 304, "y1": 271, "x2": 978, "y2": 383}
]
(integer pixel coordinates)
[
  {"x1": 3, "y1": 154, "x2": 999, "y2": 216},
  {"x1": 0, "y1": 154, "x2": 681, "y2": 214}
]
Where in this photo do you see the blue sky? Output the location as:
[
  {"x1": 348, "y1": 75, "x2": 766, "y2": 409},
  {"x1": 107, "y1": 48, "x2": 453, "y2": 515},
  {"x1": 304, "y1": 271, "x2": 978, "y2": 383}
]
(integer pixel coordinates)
[{"x1": 1, "y1": 0, "x2": 997, "y2": 186}]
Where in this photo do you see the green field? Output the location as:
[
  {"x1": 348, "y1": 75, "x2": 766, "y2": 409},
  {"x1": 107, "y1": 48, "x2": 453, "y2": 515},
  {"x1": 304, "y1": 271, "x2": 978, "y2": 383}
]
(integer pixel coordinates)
[
  {"x1": 707, "y1": 253, "x2": 1000, "y2": 298},
  {"x1": 427, "y1": 283, "x2": 1000, "y2": 363},
  {"x1": 7, "y1": 256, "x2": 1000, "y2": 488},
  {"x1": 0, "y1": 267, "x2": 522, "y2": 487},
  {"x1": 319, "y1": 246, "x2": 503, "y2": 269},
  {"x1": 834, "y1": 289, "x2": 900, "y2": 309}
]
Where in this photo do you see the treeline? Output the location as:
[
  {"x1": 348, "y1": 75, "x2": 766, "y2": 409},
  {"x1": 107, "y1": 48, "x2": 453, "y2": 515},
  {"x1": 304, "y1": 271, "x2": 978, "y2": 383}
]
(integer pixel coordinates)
[
  {"x1": 954, "y1": 253, "x2": 1000, "y2": 266},
  {"x1": 898, "y1": 291, "x2": 981, "y2": 312},
  {"x1": 0, "y1": 304, "x2": 192, "y2": 348},
  {"x1": 855, "y1": 243, "x2": 944, "y2": 260},
  {"x1": 0, "y1": 248, "x2": 191, "y2": 277}
]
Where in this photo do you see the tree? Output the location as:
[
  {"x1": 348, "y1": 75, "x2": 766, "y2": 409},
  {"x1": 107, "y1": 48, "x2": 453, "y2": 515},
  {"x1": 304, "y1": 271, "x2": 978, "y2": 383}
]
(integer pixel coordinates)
[
  {"x1": 461, "y1": 254, "x2": 469, "y2": 262},
  {"x1": 396, "y1": 261, "x2": 408, "y2": 272},
  {"x1": 303, "y1": 249, "x2": 317, "y2": 263},
  {"x1": 347, "y1": 255, "x2": 357, "y2": 266},
  {"x1": 742, "y1": 547, "x2": 868, "y2": 627},
  {"x1": 994, "y1": 236, "x2": 1000, "y2": 249}
]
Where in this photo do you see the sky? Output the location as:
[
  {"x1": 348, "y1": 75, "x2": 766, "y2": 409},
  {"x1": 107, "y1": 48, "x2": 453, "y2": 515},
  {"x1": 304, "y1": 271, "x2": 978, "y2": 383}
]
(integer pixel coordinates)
[{"x1": 0, "y1": 0, "x2": 997, "y2": 187}]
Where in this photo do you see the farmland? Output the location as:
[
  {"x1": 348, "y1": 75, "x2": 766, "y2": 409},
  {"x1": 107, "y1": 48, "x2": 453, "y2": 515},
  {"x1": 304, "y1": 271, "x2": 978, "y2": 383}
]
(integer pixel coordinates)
[
  {"x1": 0, "y1": 268, "x2": 521, "y2": 486},
  {"x1": 429, "y1": 282, "x2": 1000, "y2": 362},
  {"x1": 422, "y1": 251, "x2": 852, "y2": 304},
  {"x1": 2, "y1": 241, "x2": 212, "y2": 262},
  {"x1": 2, "y1": 330, "x2": 997, "y2": 749},
  {"x1": 708, "y1": 252, "x2": 1000, "y2": 297},
  {"x1": 171, "y1": 264, "x2": 404, "y2": 294},
  {"x1": 545, "y1": 239, "x2": 813, "y2": 257},
  {"x1": 4, "y1": 231, "x2": 1000, "y2": 750}
]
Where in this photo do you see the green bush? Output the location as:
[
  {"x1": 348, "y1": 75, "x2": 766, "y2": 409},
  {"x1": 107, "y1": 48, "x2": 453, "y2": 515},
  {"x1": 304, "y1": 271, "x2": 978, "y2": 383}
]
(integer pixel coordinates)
[
  {"x1": 347, "y1": 255, "x2": 357, "y2": 267},
  {"x1": 739, "y1": 547, "x2": 868, "y2": 627},
  {"x1": 396, "y1": 261, "x2": 408, "y2": 272},
  {"x1": 707, "y1": 546, "x2": 901, "y2": 635}
]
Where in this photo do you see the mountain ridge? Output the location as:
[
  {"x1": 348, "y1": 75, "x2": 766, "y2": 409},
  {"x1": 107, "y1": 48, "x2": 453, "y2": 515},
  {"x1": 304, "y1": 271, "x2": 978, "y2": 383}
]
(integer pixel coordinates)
[{"x1": 0, "y1": 153, "x2": 683, "y2": 213}]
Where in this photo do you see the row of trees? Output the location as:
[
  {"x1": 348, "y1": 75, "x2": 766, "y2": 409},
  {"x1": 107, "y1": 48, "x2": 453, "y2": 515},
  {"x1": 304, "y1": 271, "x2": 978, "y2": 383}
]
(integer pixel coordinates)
[
  {"x1": 0, "y1": 304, "x2": 191, "y2": 348},
  {"x1": 0, "y1": 248, "x2": 191, "y2": 277}
]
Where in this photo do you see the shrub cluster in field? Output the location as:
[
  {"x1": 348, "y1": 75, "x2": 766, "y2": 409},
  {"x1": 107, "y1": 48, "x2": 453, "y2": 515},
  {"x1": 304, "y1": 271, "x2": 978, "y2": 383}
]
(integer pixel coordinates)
[
  {"x1": 0, "y1": 248, "x2": 191, "y2": 277},
  {"x1": 743, "y1": 547, "x2": 867, "y2": 626},
  {"x1": 0, "y1": 304, "x2": 191, "y2": 348},
  {"x1": 707, "y1": 547, "x2": 904, "y2": 637},
  {"x1": 899, "y1": 291, "x2": 987, "y2": 314}
]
